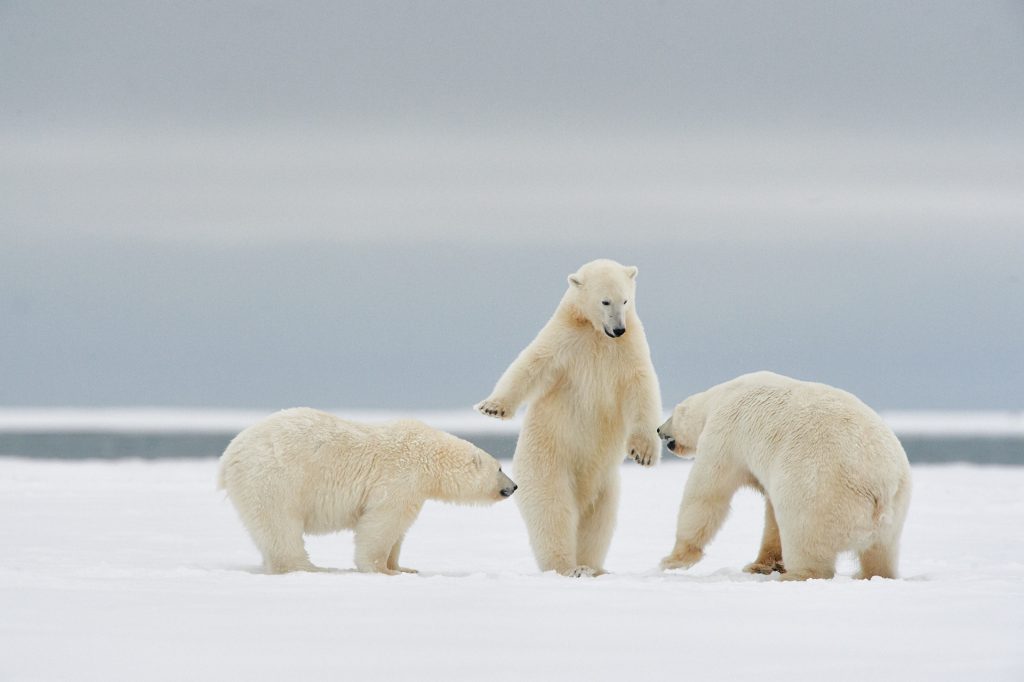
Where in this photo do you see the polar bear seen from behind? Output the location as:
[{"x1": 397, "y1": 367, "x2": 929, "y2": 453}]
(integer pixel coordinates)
[
  {"x1": 658, "y1": 371, "x2": 911, "y2": 580},
  {"x1": 476, "y1": 259, "x2": 662, "y2": 577},
  {"x1": 218, "y1": 408, "x2": 516, "y2": 574}
]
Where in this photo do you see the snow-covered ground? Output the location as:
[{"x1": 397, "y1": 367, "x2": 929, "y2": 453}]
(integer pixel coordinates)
[{"x1": 1, "y1": 458, "x2": 1021, "y2": 681}]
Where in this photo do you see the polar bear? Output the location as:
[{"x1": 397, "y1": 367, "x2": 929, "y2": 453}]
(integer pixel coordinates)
[
  {"x1": 217, "y1": 408, "x2": 517, "y2": 574},
  {"x1": 475, "y1": 259, "x2": 662, "y2": 577},
  {"x1": 657, "y1": 371, "x2": 911, "y2": 580}
]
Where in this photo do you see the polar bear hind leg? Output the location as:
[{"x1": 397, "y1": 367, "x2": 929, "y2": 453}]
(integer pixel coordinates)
[
  {"x1": 386, "y1": 534, "x2": 419, "y2": 574},
  {"x1": 575, "y1": 476, "x2": 619, "y2": 575},
  {"x1": 775, "y1": 503, "x2": 838, "y2": 581},
  {"x1": 855, "y1": 478, "x2": 910, "y2": 579},
  {"x1": 249, "y1": 513, "x2": 318, "y2": 574},
  {"x1": 743, "y1": 497, "x2": 785, "y2": 575},
  {"x1": 516, "y1": 482, "x2": 589, "y2": 576}
]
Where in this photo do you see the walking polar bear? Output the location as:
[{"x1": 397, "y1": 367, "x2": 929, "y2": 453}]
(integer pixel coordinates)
[
  {"x1": 218, "y1": 408, "x2": 516, "y2": 574},
  {"x1": 476, "y1": 259, "x2": 662, "y2": 577},
  {"x1": 658, "y1": 371, "x2": 911, "y2": 580}
]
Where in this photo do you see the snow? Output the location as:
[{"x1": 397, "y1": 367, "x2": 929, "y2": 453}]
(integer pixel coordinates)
[
  {"x1": 1, "y1": 458, "x2": 1022, "y2": 681},
  {"x1": 1, "y1": 408, "x2": 1022, "y2": 437}
]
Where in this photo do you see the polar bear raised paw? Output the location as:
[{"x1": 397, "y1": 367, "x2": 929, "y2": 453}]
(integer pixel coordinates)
[
  {"x1": 627, "y1": 431, "x2": 661, "y2": 467},
  {"x1": 475, "y1": 399, "x2": 513, "y2": 420}
]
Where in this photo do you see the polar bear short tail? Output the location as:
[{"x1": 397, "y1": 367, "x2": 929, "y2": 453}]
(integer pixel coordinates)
[
  {"x1": 852, "y1": 475, "x2": 910, "y2": 556},
  {"x1": 845, "y1": 491, "x2": 893, "y2": 552}
]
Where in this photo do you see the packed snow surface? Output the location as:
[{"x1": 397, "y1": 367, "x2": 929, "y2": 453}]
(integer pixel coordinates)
[{"x1": 1, "y1": 458, "x2": 1021, "y2": 681}]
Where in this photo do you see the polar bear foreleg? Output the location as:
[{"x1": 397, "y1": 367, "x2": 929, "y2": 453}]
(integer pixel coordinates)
[
  {"x1": 660, "y1": 491, "x2": 732, "y2": 570},
  {"x1": 354, "y1": 506, "x2": 420, "y2": 575},
  {"x1": 660, "y1": 461, "x2": 738, "y2": 571},
  {"x1": 476, "y1": 341, "x2": 554, "y2": 420},
  {"x1": 625, "y1": 368, "x2": 663, "y2": 467}
]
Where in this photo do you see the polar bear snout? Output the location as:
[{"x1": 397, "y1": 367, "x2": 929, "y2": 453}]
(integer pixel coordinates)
[
  {"x1": 657, "y1": 418, "x2": 673, "y2": 443},
  {"x1": 657, "y1": 417, "x2": 684, "y2": 456},
  {"x1": 605, "y1": 325, "x2": 627, "y2": 338},
  {"x1": 498, "y1": 470, "x2": 518, "y2": 498}
]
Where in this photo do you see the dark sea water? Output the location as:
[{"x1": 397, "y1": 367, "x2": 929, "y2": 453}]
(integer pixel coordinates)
[{"x1": 0, "y1": 431, "x2": 1020, "y2": 465}]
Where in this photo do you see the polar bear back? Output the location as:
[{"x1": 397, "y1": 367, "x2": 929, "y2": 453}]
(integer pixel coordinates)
[
  {"x1": 703, "y1": 372, "x2": 909, "y2": 503},
  {"x1": 218, "y1": 408, "x2": 427, "y2": 534}
]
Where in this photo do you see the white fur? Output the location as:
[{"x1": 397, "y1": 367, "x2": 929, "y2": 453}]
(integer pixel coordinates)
[
  {"x1": 658, "y1": 371, "x2": 912, "y2": 580},
  {"x1": 217, "y1": 408, "x2": 515, "y2": 574},
  {"x1": 476, "y1": 259, "x2": 662, "y2": 576}
]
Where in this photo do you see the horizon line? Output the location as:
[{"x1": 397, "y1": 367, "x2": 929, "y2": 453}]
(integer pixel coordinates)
[{"x1": 0, "y1": 407, "x2": 1021, "y2": 438}]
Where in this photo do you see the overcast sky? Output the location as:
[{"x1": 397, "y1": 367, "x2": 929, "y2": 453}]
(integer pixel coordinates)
[{"x1": 1, "y1": 1, "x2": 1022, "y2": 410}]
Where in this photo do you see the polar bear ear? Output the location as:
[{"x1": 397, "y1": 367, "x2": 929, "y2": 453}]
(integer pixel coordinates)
[
  {"x1": 624, "y1": 265, "x2": 638, "y2": 279},
  {"x1": 568, "y1": 274, "x2": 583, "y2": 287}
]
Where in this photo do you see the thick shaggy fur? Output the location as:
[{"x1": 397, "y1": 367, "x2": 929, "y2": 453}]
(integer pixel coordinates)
[
  {"x1": 658, "y1": 371, "x2": 911, "y2": 580},
  {"x1": 476, "y1": 259, "x2": 662, "y2": 577},
  {"x1": 218, "y1": 408, "x2": 515, "y2": 574}
]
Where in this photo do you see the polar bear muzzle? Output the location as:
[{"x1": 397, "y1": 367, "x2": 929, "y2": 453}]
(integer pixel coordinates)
[
  {"x1": 657, "y1": 417, "x2": 683, "y2": 455},
  {"x1": 498, "y1": 469, "x2": 518, "y2": 497},
  {"x1": 657, "y1": 418, "x2": 672, "y2": 444}
]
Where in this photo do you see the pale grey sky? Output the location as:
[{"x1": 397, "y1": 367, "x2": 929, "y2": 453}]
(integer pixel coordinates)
[
  {"x1": 1, "y1": 1, "x2": 1022, "y2": 410},
  {"x1": 3, "y1": 1, "x2": 1024, "y2": 132}
]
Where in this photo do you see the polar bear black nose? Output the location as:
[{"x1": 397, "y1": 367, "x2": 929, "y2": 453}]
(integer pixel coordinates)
[
  {"x1": 501, "y1": 484, "x2": 518, "y2": 497},
  {"x1": 666, "y1": 439, "x2": 677, "y2": 451},
  {"x1": 611, "y1": 327, "x2": 626, "y2": 337}
]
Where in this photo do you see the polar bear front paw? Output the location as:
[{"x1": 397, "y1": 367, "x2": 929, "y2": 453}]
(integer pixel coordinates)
[
  {"x1": 627, "y1": 431, "x2": 661, "y2": 467},
  {"x1": 660, "y1": 545, "x2": 703, "y2": 571},
  {"x1": 475, "y1": 398, "x2": 514, "y2": 420}
]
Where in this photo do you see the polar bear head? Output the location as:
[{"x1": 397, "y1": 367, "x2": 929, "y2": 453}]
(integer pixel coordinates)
[
  {"x1": 566, "y1": 259, "x2": 639, "y2": 338},
  {"x1": 657, "y1": 394, "x2": 708, "y2": 457},
  {"x1": 431, "y1": 432, "x2": 517, "y2": 504}
]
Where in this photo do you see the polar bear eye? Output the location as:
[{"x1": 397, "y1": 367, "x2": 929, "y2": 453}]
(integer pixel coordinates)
[
  {"x1": 623, "y1": 299, "x2": 628, "y2": 305},
  {"x1": 601, "y1": 300, "x2": 610, "y2": 306}
]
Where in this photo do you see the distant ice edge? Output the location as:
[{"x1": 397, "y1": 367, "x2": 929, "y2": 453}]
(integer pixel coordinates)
[{"x1": 0, "y1": 408, "x2": 1022, "y2": 437}]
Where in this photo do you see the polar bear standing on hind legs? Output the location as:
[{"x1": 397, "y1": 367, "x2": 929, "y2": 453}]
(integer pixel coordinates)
[{"x1": 476, "y1": 259, "x2": 662, "y2": 577}]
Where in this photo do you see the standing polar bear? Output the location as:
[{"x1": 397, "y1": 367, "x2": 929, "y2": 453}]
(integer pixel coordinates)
[
  {"x1": 476, "y1": 259, "x2": 662, "y2": 577},
  {"x1": 658, "y1": 371, "x2": 911, "y2": 580},
  {"x1": 218, "y1": 408, "x2": 516, "y2": 574}
]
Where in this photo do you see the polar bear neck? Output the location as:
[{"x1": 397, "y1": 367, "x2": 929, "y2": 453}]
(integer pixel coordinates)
[
  {"x1": 554, "y1": 299, "x2": 646, "y2": 353},
  {"x1": 399, "y1": 427, "x2": 490, "y2": 504}
]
